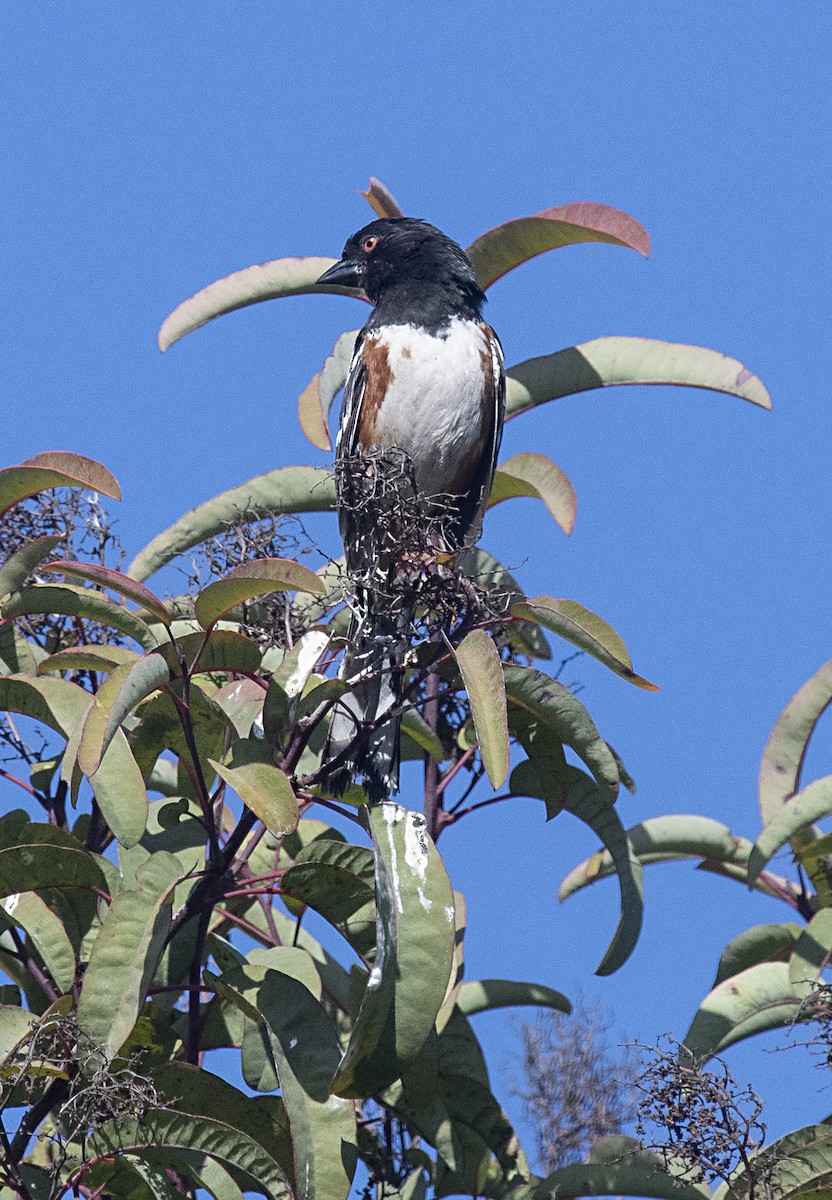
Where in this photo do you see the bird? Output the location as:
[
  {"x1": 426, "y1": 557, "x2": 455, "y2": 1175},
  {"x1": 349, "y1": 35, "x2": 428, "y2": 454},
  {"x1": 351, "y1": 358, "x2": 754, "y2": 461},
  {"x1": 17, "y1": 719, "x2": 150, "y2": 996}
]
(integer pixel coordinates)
[{"x1": 316, "y1": 217, "x2": 505, "y2": 801}]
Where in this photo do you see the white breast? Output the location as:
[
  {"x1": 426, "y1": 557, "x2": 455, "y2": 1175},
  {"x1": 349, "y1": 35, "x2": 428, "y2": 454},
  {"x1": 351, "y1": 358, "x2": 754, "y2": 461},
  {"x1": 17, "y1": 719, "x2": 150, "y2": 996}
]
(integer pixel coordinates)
[{"x1": 371, "y1": 318, "x2": 489, "y2": 499}]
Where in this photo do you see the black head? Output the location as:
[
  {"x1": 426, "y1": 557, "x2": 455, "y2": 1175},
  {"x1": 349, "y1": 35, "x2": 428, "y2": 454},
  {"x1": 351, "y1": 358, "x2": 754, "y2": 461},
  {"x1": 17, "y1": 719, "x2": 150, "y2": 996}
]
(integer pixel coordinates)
[{"x1": 317, "y1": 217, "x2": 485, "y2": 327}]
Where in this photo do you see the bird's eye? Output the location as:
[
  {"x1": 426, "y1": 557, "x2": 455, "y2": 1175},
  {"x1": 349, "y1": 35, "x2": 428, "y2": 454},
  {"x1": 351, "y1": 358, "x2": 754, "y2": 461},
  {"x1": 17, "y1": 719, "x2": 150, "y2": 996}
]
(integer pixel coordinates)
[{"x1": 362, "y1": 235, "x2": 379, "y2": 253}]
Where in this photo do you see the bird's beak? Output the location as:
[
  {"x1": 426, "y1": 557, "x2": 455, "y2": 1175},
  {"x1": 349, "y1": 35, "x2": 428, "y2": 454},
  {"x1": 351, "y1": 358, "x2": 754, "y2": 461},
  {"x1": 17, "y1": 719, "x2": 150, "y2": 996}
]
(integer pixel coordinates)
[{"x1": 316, "y1": 258, "x2": 363, "y2": 289}]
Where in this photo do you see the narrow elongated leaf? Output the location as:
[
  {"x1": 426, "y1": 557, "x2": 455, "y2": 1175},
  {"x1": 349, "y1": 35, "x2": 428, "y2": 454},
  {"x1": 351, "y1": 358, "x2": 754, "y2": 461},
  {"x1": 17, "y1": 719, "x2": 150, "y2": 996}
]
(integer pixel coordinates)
[
  {"x1": 334, "y1": 803, "x2": 456, "y2": 1097},
  {"x1": 683, "y1": 961, "x2": 802, "y2": 1058},
  {"x1": 0, "y1": 452, "x2": 120, "y2": 517},
  {"x1": 256, "y1": 965, "x2": 357, "y2": 1200},
  {"x1": 209, "y1": 755, "x2": 299, "y2": 837},
  {"x1": 77, "y1": 851, "x2": 182, "y2": 1060},
  {"x1": 512, "y1": 759, "x2": 643, "y2": 973},
  {"x1": 748, "y1": 774, "x2": 832, "y2": 884},
  {"x1": 758, "y1": 659, "x2": 832, "y2": 824},
  {"x1": 564, "y1": 769, "x2": 642, "y2": 975},
  {"x1": 1, "y1": 583, "x2": 156, "y2": 649},
  {"x1": 0, "y1": 890, "x2": 76, "y2": 992},
  {"x1": 713, "y1": 923, "x2": 801, "y2": 987},
  {"x1": 452, "y1": 630, "x2": 508, "y2": 788},
  {"x1": 559, "y1": 814, "x2": 754, "y2": 900},
  {"x1": 42, "y1": 560, "x2": 172, "y2": 626},
  {"x1": 457, "y1": 979, "x2": 571, "y2": 1017},
  {"x1": 789, "y1": 908, "x2": 832, "y2": 997},
  {"x1": 127, "y1": 467, "x2": 335, "y2": 581},
  {"x1": 298, "y1": 329, "x2": 358, "y2": 451},
  {"x1": 78, "y1": 654, "x2": 171, "y2": 776},
  {"x1": 466, "y1": 203, "x2": 650, "y2": 290},
  {"x1": 0, "y1": 535, "x2": 65, "y2": 598},
  {"x1": 37, "y1": 645, "x2": 141, "y2": 674},
  {"x1": 158, "y1": 256, "x2": 366, "y2": 352},
  {"x1": 504, "y1": 336, "x2": 772, "y2": 420},
  {"x1": 195, "y1": 558, "x2": 325, "y2": 629},
  {"x1": 360, "y1": 176, "x2": 405, "y2": 218},
  {"x1": 512, "y1": 595, "x2": 658, "y2": 690},
  {"x1": 488, "y1": 453, "x2": 577, "y2": 535},
  {"x1": 88, "y1": 1110, "x2": 289, "y2": 1200},
  {"x1": 503, "y1": 664, "x2": 619, "y2": 792}
]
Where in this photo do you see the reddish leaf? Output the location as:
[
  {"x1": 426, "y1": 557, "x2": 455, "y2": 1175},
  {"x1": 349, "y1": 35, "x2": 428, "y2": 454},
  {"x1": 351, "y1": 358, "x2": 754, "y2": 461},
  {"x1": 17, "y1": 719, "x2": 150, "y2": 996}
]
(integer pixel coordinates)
[
  {"x1": 467, "y1": 202, "x2": 650, "y2": 290},
  {"x1": 42, "y1": 561, "x2": 171, "y2": 627},
  {"x1": 359, "y1": 177, "x2": 405, "y2": 219}
]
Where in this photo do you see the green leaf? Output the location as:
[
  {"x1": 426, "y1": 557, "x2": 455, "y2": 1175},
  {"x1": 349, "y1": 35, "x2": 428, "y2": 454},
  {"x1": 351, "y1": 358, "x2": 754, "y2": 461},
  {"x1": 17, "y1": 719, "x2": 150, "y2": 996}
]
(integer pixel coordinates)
[
  {"x1": 719, "y1": 1124, "x2": 832, "y2": 1200},
  {"x1": 0, "y1": 891, "x2": 76, "y2": 992},
  {"x1": 41, "y1": 560, "x2": 172, "y2": 627},
  {"x1": 466, "y1": 202, "x2": 650, "y2": 290},
  {"x1": 503, "y1": 664, "x2": 620, "y2": 792},
  {"x1": 37, "y1": 645, "x2": 141, "y2": 674},
  {"x1": 256, "y1": 961, "x2": 357, "y2": 1200},
  {"x1": 565, "y1": 769, "x2": 642, "y2": 975},
  {"x1": 281, "y1": 843, "x2": 376, "y2": 959},
  {"x1": 152, "y1": 1060, "x2": 294, "y2": 1182},
  {"x1": 452, "y1": 630, "x2": 508, "y2": 788},
  {"x1": 512, "y1": 715, "x2": 569, "y2": 818},
  {"x1": 78, "y1": 653, "x2": 171, "y2": 776},
  {"x1": 127, "y1": 466, "x2": 336, "y2": 582},
  {"x1": 512, "y1": 760, "x2": 643, "y2": 973},
  {"x1": 203, "y1": 955, "x2": 355, "y2": 1199},
  {"x1": 195, "y1": 557, "x2": 325, "y2": 629},
  {"x1": 559, "y1": 814, "x2": 754, "y2": 900},
  {"x1": 1, "y1": 583, "x2": 156, "y2": 649},
  {"x1": 512, "y1": 595, "x2": 658, "y2": 690},
  {"x1": 401, "y1": 706, "x2": 445, "y2": 762},
  {"x1": 0, "y1": 535, "x2": 65, "y2": 598},
  {"x1": 457, "y1": 979, "x2": 571, "y2": 1017},
  {"x1": 0, "y1": 451, "x2": 120, "y2": 518},
  {"x1": 796, "y1": 831, "x2": 832, "y2": 908},
  {"x1": 158, "y1": 256, "x2": 366, "y2": 352},
  {"x1": 749, "y1": 774, "x2": 832, "y2": 884},
  {"x1": 0, "y1": 1005, "x2": 36, "y2": 1064},
  {"x1": 334, "y1": 803, "x2": 456, "y2": 1097},
  {"x1": 0, "y1": 674, "x2": 148, "y2": 847},
  {"x1": 209, "y1": 751, "x2": 298, "y2": 837},
  {"x1": 77, "y1": 851, "x2": 181, "y2": 1061},
  {"x1": 789, "y1": 909, "x2": 832, "y2": 998},
  {"x1": 488, "y1": 452, "x2": 577, "y2": 535},
  {"x1": 758, "y1": 659, "x2": 832, "y2": 824},
  {"x1": 88, "y1": 1109, "x2": 290, "y2": 1200},
  {"x1": 504, "y1": 336, "x2": 771, "y2": 421},
  {"x1": 298, "y1": 329, "x2": 358, "y2": 451},
  {"x1": 0, "y1": 823, "x2": 108, "y2": 899},
  {"x1": 683, "y1": 961, "x2": 802, "y2": 1058},
  {"x1": 713, "y1": 923, "x2": 801, "y2": 986},
  {"x1": 155, "y1": 628, "x2": 264, "y2": 678},
  {"x1": 461, "y1": 547, "x2": 550, "y2": 660},
  {"x1": 536, "y1": 1156, "x2": 708, "y2": 1199}
]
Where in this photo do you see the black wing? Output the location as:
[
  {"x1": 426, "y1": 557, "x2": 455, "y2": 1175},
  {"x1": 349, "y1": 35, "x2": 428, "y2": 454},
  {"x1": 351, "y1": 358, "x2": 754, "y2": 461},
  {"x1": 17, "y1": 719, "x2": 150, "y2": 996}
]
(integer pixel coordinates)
[{"x1": 455, "y1": 323, "x2": 506, "y2": 548}]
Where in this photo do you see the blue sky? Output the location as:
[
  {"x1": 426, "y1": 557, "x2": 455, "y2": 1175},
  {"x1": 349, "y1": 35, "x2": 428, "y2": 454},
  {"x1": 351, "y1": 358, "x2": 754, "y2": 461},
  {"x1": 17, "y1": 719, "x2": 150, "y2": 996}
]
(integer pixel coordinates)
[{"x1": 3, "y1": 0, "x2": 832, "y2": 1171}]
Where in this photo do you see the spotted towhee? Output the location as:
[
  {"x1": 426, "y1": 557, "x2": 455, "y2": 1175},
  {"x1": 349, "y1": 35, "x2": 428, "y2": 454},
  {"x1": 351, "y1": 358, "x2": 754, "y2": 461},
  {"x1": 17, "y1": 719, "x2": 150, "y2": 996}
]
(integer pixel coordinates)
[{"x1": 317, "y1": 217, "x2": 505, "y2": 800}]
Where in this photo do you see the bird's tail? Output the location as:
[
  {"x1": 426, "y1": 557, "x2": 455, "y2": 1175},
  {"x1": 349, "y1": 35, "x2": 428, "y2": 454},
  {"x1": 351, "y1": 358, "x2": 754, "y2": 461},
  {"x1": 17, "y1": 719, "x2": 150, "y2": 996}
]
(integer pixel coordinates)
[{"x1": 324, "y1": 596, "x2": 412, "y2": 802}]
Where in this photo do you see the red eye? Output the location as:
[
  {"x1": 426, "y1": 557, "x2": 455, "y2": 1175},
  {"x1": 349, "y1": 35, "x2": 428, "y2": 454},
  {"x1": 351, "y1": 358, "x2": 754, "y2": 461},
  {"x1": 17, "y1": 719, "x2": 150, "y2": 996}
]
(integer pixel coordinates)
[{"x1": 362, "y1": 235, "x2": 379, "y2": 253}]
